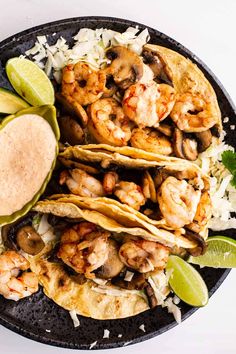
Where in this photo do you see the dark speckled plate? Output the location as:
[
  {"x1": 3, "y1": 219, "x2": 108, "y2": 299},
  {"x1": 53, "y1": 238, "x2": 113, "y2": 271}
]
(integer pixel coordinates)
[{"x1": 0, "y1": 16, "x2": 235, "y2": 350}]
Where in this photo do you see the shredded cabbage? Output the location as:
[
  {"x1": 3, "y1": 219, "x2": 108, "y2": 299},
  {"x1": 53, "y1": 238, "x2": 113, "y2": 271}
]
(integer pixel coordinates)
[
  {"x1": 196, "y1": 137, "x2": 236, "y2": 231},
  {"x1": 69, "y1": 310, "x2": 80, "y2": 328},
  {"x1": 25, "y1": 27, "x2": 150, "y2": 82}
]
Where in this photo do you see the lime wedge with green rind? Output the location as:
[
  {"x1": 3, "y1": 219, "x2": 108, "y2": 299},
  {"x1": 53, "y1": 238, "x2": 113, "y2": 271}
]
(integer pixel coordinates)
[
  {"x1": 0, "y1": 105, "x2": 59, "y2": 226},
  {"x1": 188, "y1": 236, "x2": 236, "y2": 268},
  {"x1": 6, "y1": 57, "x2": 54, "y2": 106},
  {"x1": 166, "y1": 255, "x2": 209, "y2": 307},
  {"x1": 0, "y1": 87, "x2": 30, "y2": 114}
]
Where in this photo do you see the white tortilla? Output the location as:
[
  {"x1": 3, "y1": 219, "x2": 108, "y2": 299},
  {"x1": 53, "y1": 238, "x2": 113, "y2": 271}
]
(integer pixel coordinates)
[{"x1": 0, "y1": 114, "x2": 57, "y2": 216}]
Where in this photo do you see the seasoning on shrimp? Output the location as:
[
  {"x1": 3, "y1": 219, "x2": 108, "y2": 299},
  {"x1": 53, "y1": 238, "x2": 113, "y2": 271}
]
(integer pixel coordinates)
[
  {"x1": 61, "y1": 62, "x2": 106, "y2": 106},
  {"x1": 59, "y1": 169, "x2": 105, "y2": 198},
  {"x1": 87, "y1": 98, "x2": 132, "y2": 146},
  {"x1": 157, "y1": 176, "x2": 201, "y2": 229},
  {"x1": 170, "y1": 92, "x2": 218, "y2": 132},
  {"x1": 57, "y1": 223, "x2": 110, "y2": 279},
  {"x1": 0, "y1": 250, "x2": 38, "y2": 301},
  {"x1": 130, "y1": 127, "x2": 173, "y2": 155},
  {"x1": 119, "y1": 240, "x2": 169, "y2": 273},
  {"x1": 123, "y1": 82, "x2": 175, "y2": 128}
]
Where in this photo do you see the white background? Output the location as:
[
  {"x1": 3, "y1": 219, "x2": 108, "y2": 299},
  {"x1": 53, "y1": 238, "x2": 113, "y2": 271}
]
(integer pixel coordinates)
[{"x1": 0, "y1": 0, "x2": 236, "y2": 353}]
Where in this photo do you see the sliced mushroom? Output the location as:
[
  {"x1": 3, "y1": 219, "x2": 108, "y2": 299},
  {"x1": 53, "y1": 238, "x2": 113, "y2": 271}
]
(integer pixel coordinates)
[
  {"x1": 142, "y1": 49, "x2": 173, "y2": 86},
  {"x1": 96, "y1": 239, "x2": 124, "y2": 279},
  {"x1": 185, "y1": 229, "x2": 207, "y2": 256},
  {"x1": 173, "y1": 128, "x2": 186, "y2": 159},
  {"x1": 182, "y1": 138, "x2": 198, "y2": 161},
  {"x1": 56, "y1": 92, "x2": 88, "y2": 127},
  {"x1": 153, "y1": 169, "x2": 169, "y2": 188},
  {"x1": 144, "y1": 283, "x2": 158, "y2": 308},
  {"x1": 101, "y1": 70, "x2": 118, "y2": 98},
  {"x1": 16, "y1": 226, "x2": 45, "y2": 255},
  {"x1": 106, "y1": 46, "x2": 143, "y2": 89},
  {"x1": 1, "y1": 213, "x2": 35, "y2": 250},
  {"x1": 173, "y1": 128, "x2": 198, "y2": 161},
  {"x1": 210, "y1": 124, "x2": 221, "y2": 138},
  {"x1": 58, "y1": 116, "x2": 85, "y2": 145},
  {"x1": 195, "y1": 130, "x2": 212, "y2": 152},
  {"x1": 156, "y1": 123, "x2": 173, "y2": 137}
]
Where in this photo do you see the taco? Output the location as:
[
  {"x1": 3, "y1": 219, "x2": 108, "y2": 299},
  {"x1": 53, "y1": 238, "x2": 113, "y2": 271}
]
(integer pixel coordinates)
[
  {"x1": 47, "y1": 147, "x2": 211, "y2": 254},
  {"x1": 23, "y1": 201, "x2": 175, "y2": 319},
  {"x1": 58, "y1": 44, "x2": 222, "y2": 161}
]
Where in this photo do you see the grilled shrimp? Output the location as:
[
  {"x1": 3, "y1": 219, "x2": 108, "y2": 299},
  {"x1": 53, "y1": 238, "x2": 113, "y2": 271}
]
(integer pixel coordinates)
[
  {"x1": 156, "y1": 84, "x2": 176, "y2": 121},
  {"x1": 119, "y1": 240, "x2": 169, "y2": 273},
  {"x1": 193, "y1": 191, "x2": 212, "y2": 226},
  {"x1": 170, "y1": 93, "x2": 218, "y2": 132},
  {"x1": 57, "y1": 223, "x2": 110, "y2": 278},
  {"x1": 122, "y1": 82, "x2": 175, "y2": 127},
  {"x1": 130, "y1": 127, "x2": 173, "y2": 155},
  {"x1": 157, "y1": 176, "x2": 201, "y2": 229},
  {"x1": 0, "y1": 250, "x2": 38, "y2": 301},
  {"x1": 87, "y1": 98, "x2": 132, "y2": 146},
  {"x1": 103, "y1": 172, "x2": 119, "y2": 194},
  {"x1": 59, "y1": 169, "x2": 105, "y2": 198},
  {"x1": 114, "y1": 181, "x2": 146, "y2": 210},
  {"x1": 61, "y1": 62, "x2": 106, "y2": 106}
]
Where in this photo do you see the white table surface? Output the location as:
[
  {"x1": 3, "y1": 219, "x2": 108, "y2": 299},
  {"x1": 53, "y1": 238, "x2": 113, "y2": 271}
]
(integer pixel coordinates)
[{"x1": 0, "y1": 0, "x2": 236, "y2": 353}]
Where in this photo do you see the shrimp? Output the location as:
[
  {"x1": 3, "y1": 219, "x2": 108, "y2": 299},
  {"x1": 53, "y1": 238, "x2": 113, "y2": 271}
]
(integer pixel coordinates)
[
  {"x1": 87, "y1": 98, "x2": 132, "y2": 146},
  {"x1": 193, "y1": 191, "x2": 212, "y2": 226},
  {"x1": 119, "y1": 240, "x2": 169, "y2": 273},
  {"x1": 0, "y1": 250, "x2": 38, "y2": 301},
  {"x1": 59, "y1": 169, "x2": 105, "y2": 198},
  {"x1": 57, "y1": 223, "x2": 110, "y2": 278},
  {"x1": 130, "y1": 127, "x2": 173, "y2": 155},
  {"x1": 122, "y1": 82, "x2": 175, "y2": 128},
  {"x1": 114, "y1": 181, "x2": 146, "y2": 210},
  {"x1": 157, "y1": 176, "x2": 201, "y2": 229},
  {"x1": 103, "y1": 172, "x2": 119, "y2": 194},
  {"x1": 61, "y1": 62, "x2": 106, "y2": 106},
  {"x1": 156, "y1": 84, "x2": 176, "y2": 121},
  {"x1": 170, "y1": 92, "x2": 218, "y2": 132}
]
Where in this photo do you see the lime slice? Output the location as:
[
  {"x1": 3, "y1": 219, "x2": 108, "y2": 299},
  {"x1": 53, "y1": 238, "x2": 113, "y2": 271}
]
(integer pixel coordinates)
[
  {"x1": 6, "y1": 57, "x2": 54, "y2": 106},
  {"x1": 0, "y1": 87, "x2": 29, "y2": 114},
  {"x1": 188, "y1": 236, "x2": 236, "y2": 268},
  {"x1": 166, "y1": 255, "x2": 208, "y2": 307}
]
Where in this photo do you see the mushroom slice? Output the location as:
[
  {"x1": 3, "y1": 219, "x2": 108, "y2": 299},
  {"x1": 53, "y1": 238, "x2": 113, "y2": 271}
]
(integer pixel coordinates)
[
  {"x1": 142, "y1": 49, "x2": 173, "y2": 86},
  {"x1": 96, "y1": 239, "x2": 124, "y2": 279},
  {"x1": 16, "y1": 226, "x2": 45, "y2": 255},
  {"x1": 58, "y1": 116, "x2": 85, "y2": 145},
  {"x1": 185, "y1": 229, "x2": 207, "y2": 256},
  {"x1": 182, "y1": 138, "x2": 198, "y2": 161},
  {"x1": 195, "y1": 130, "x2": 212, "y2": 152},
  {"x1": 145, "y1": 283, "x2": 158, "y2": 308},
  {"x1": 56, "y1": 93, "x2": 88, "y2": 127},
  {"x1": 172, "y1": 127, "x2": 185, "y2": 159},
  {"x1": 106, "y1": 46, "x2": 143, "y2": 89}
]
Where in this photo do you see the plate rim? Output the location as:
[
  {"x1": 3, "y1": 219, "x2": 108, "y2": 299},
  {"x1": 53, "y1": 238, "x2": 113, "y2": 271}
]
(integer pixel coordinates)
[{"x1": 0, "y1": 15, "x2": 234, "y2": 350}]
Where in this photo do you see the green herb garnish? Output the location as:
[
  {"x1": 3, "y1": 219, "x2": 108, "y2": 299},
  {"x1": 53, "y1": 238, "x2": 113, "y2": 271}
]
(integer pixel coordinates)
[{"x1": 222, "y1": 150, "x2": 236, "y2": 187}]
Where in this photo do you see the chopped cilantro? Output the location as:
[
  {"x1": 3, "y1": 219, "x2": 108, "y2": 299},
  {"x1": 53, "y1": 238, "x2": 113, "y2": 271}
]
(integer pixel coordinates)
[{"x1": 222, "y1": 150, "x2": 236, "y2": 188}]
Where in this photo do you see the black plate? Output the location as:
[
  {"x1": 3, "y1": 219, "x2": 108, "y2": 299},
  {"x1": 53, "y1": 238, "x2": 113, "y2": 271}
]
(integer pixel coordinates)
[{"x1": 0, "y1": 16, "x2": 235, "y2": 350}]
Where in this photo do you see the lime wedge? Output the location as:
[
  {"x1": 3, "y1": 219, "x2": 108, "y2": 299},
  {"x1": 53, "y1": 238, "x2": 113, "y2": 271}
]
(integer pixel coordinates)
[
  {"x1": 166, "y1": 255, "x2": 208, "y2": 307},
  {"x1": 188, "y1": 236, "x2": 236, "y2": 268},
  {"x1": 6, "y1": 57, "x2": 54, "y2": 106},
  {"x1": 0, "y1": 87, "x2": 29, "y2": 114}
]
